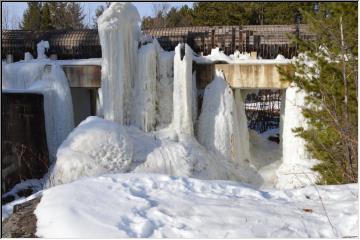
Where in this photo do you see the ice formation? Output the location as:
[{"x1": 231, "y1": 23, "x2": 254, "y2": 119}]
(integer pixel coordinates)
[
  {"x1": 2, "y1": 62, "x2": 74, "y2": 160},
  {"x1": 131, "y1": 43, "x2": 157, "y2": 131},
  {"x1": 156, "y1": 50, "x2": 175, "y2": 128},
  {"x1": 197, "y1": 70, "x2": 251, "y2": 165},
  {"x1": 29, "y1": 65, "x2": 74, "y2": 160},
  {"x1": 47, "y1": 117, "x2": 133, "y2": 186},
  {"x1": 37, "y1": 40, "x2": 49, "y2": 59},
  {"x1": 2, "y1": 62, "x2": 45, "y2": 89},
  {"x1": 275, "y1": 84, "x2": 319, "y2": 189},
  {"x1": 98, "y1": 2, "x2": 140, "y2": 124},
  {"x1": 172, "y1": 44, "x2": 194, "y2": 138}
]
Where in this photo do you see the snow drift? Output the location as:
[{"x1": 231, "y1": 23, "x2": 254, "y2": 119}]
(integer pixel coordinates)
[
  {"x1": 47, "y1": 117, "x2": 133, "y2": 186},
  {"x1": 35, "y1": 173, "x2": 358, "y2": 238}
]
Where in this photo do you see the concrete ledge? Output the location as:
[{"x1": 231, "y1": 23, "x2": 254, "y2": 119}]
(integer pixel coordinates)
[
  {"x1": 62, "y1": 65, "x2": 101, "y2": 88},
  {"x1": 215, "y1": 63, "x2": 291, "y2": 89}
]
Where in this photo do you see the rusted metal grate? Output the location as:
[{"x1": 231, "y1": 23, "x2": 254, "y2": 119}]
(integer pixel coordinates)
[
  {"x1": 245, "y1": 89, "x2": 282, "y2": 133},
  {"x1": 2, "y1": 25, "x2": 316, "y2": 61}
]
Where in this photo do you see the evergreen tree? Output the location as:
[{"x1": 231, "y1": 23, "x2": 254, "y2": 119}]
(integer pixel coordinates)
[
  {"x1": 279, "y1": 2, "x2": 358, "y2": 184},
  {"x1": 21, "y1": 2, "x2": 42, "y2": 30},
  {"x1": 66, "y1": 2, "x2": 85, "y2": 29},
  {"x1": 41, "y1": 2, "x2": 52, "y2": 30},
  {"x1": 166, "y1": 5, "x2": 193, "y2": 27}
]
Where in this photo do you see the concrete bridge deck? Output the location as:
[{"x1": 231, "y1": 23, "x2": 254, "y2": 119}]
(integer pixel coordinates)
[{"x1": 58, "y1": 62, "x2": 291, "y2": 90}]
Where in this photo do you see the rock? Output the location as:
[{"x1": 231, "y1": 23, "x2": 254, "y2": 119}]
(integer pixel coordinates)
[
  {"x1": 1, "y1": 195, "x2": 15, "y2": 205},
  {"x1": 1, "y1": 197, "x2": 40, "y2": 238}
]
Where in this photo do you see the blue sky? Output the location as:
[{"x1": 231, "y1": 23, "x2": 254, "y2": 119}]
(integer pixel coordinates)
[{"x1": 2, "y1": 2, "x2": 194, "y2": 29}]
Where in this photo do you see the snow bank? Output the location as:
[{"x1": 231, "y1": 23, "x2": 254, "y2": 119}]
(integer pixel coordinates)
[
  {"x1": 98, "y1": 2, "x2": 140, "y2": 124},
  {"x1": 276, "y1": 84, "x2": 319, "y2": 189},
  {"x1": 35, "y1": 173, "x2": 358, "y2": 238},
  {"x1": 131, "y1": 43, "x2": 157, "y2": 131},
  {"x1": 47, "y1": 117, "x2": 133, "y2": 186},
  {"x1": 172, "y1": 43, "x2": 194, "y2": 138}
]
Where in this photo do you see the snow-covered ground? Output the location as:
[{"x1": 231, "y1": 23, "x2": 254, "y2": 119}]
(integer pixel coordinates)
[{"x1": 33, "y1": 173, "x2": 358, "y2": 238}]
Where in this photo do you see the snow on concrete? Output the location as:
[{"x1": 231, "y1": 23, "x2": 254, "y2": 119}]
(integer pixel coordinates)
[
  {"x1": 36, "y1": 40, "x2": 49, "y2": 59},
  {"x1": 98, "y1": 2, "x2": 140, "y2": 124},
  {"x1": 2, "y1": 61, "x2": 45, "y2": 89},
  {"x1": 276, "y1": 84, "x2": 319, "y2": 189},
  {"x1": 35, "y1": 173, "x2": 358, "y2": 238},
  {"x1": 193, "y1": 47, "x2": 291, "y2": 64},
  {"x1": 2, "y1": 62, "x2": 74, "y2": 160},
  {"x1": 156, "y1": 50, "x2": 174, "y2": 128},
  {"x1": 47, "y1": 117, "x2": 133, "y2": 186},
  {"x1": 131, "y1": 42, "x2": 157, "y2": 132},
  {"x1": 172, "y1": 43, "x2": 194, "y2": 137}
]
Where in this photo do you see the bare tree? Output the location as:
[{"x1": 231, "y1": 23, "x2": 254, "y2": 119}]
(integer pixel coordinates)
[{"x1": 152, "y1": 3, "x2": 170, "y2": 27}]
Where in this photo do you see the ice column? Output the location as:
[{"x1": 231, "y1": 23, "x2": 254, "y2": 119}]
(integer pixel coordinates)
[
  {"x1": 97, "y1": 3, "x2": 140, "y2": 124},
  {"x1": 276, "y1": 84, "x2": 318, "y2": 189},
  {"x1": 172, "y1": 43, "x2": 194, "y2": 137},
  {"x1": 197, "y1": 70, "x2": 251, "y2": 165},
  {"x1": 281, "y1": 85, "x2": 309, "y2": 164},
  {"x1": 131, "y1": 43, "x2": 157, "y2": 131}
]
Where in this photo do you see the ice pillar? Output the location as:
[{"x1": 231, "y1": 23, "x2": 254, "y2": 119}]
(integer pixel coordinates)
[
  {"x1": 281, "y1": 85, "x2": 309, "y2": 165},
  {"x1": 172, "y1": 43, "x2": 194, "y2": 137},
  {"x1": 276, "y1": 84, "x2": 318, "y2": 189},
  {"x1": 97, "y1": 3, "x2": 140, "y2": 124},
  {"x1": 197, "y1": 70, "x2": 251, "y2": 165}
]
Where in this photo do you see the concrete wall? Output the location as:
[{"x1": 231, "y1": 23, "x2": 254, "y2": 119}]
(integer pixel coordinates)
[
  {"x1": 195, "y1": 63, "x2": 291, "y2": 89},
  {"x1": 2, "y1": 93, "x2": 49, "y2": 193}
]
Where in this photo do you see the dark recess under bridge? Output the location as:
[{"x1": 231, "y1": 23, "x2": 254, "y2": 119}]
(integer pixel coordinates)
[{"x1": 2, "y1": 25, "x2": 315, "y2": 61}]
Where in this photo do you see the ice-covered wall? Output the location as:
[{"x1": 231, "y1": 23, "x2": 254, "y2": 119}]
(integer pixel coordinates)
[
  {"x1": 2, "y1": 62, "x2": 45, "y2": 89},
  {"x1": 2, "y1": 62, "x2": 74, "y2": 160},
  {"x1": 172, "y1": 44, "x2": 194, "y2": 137},
  {"x1": 98, "y1": 2, "x2": 140, "y2": 125},
  {"x1": 131, "y1": 43, "x2": 157, "y2": 131}
]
